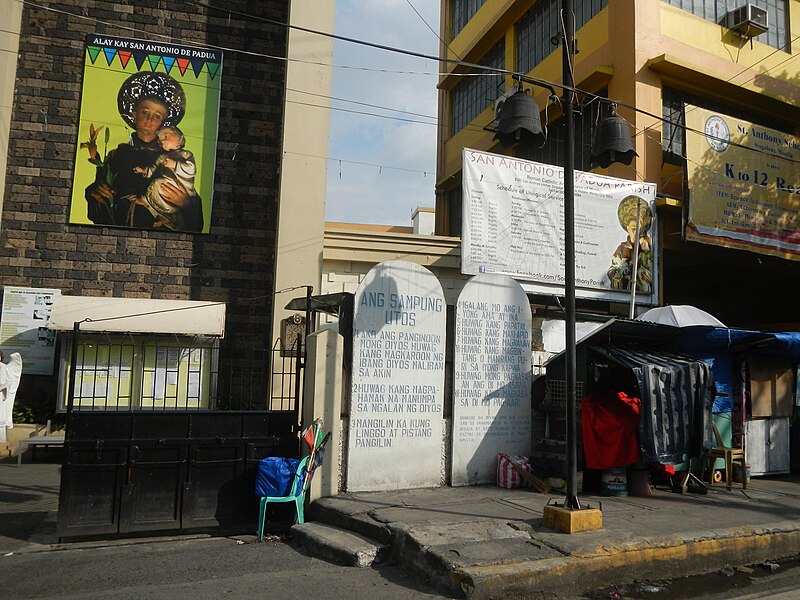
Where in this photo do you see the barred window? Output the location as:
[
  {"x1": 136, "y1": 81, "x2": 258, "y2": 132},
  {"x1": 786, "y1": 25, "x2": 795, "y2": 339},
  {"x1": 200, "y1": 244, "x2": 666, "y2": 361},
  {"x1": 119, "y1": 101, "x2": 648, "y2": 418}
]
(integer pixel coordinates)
[
  {"x1": 449, "y1": 39, "x2": 505, "y2": 136},
  {"x1": 516, "y1": 0, "x2": 607, "y2": 73},
  {"x1": 450, "y1": 0, "x2": 487, "y2": 40},
  {"x1": 661, "y1": 0, "x2": 787, "y2": 50},
  {"x1": 526, "y1": 97, "x2": 598, "y2": 172},
  {"x1": 662, "y1": 87, "x2": 787, "y2": 164},
  {"x1": 60, "y1": 335, "x2": 218, "y2": 411},
  {"x1": 447, "y1": 186, "x2": 463, "y2": 237},
  {"x1": 662, "y1": 89, "x2": 687, "y2": 165}
]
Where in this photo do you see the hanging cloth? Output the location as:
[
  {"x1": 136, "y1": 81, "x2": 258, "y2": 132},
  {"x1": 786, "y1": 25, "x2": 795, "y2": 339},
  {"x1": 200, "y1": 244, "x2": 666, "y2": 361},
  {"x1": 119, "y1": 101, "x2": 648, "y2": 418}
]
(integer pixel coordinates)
[
  {"x1": 592, "y1": 346, "x2": 714, "y2": 465},
  {"x1": 581, "y1": 390, "x2": 642, "y2": 470}
]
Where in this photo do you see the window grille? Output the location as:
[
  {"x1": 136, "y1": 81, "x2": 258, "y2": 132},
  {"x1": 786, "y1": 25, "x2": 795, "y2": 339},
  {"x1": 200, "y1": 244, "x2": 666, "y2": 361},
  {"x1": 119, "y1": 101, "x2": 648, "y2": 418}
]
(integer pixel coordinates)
[
  {"x1": 59, "y1": 335, "x2": 301, "y2": 412},
  {"x1": 662, "y1": 87, "x2": 788, "y2": 165},
  {"x1": 516, "y1": 0, "x2": 607, "y2": 74},
  {"x1": 661, "y1": 0, "x2": 787, "y2": 50},
  {"x1": 450, "y1": 40, "x2": 505, "y2": 136},
  {"x1": 450, "y1": 0, "x2": 487, "y2": 40},
  {"x1": 540, "y1": 378, "x2": 585, "y2": 412}
]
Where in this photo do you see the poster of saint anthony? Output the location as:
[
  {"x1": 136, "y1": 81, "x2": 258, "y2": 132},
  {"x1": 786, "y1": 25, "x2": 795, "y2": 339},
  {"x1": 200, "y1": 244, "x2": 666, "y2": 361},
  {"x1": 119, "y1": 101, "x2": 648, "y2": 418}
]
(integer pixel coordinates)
[{"x1": 70, "y1": 35, "x2": 222, "y2": 233}]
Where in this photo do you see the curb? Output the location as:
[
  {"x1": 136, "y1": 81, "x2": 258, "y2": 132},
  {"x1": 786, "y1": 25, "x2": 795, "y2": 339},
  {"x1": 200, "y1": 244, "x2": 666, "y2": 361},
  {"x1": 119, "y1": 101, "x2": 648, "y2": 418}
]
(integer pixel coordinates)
[
  {"x1": 454, "y1": 524, "x2": 800, "y2": 599},
  {"x1": 309, "y1": 499, "x2": 393, "y2": 544},
  {"x1": 292, "y1": 521, "x2": 387, "y2": 567}
]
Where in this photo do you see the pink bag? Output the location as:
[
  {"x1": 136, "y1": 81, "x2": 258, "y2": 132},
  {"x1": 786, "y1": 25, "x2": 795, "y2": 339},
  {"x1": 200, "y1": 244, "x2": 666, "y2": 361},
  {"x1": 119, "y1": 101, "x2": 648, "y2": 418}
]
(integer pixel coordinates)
[{"x1": 497, "y1": 453, "x2": 530, "y2": 489}]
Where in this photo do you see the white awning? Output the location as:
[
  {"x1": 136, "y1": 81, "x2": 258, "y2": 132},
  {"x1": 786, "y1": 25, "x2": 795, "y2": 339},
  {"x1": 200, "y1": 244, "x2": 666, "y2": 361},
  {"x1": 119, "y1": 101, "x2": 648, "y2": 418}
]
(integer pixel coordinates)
[{"x1": 48, "y1": 296, "x2": 226, "y2": 336}]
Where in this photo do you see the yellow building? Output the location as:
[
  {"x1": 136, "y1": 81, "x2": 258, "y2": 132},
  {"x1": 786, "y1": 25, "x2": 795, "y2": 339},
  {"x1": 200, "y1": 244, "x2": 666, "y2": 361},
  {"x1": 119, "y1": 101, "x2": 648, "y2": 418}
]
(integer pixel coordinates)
[{"x1": 435, "y1": 0, "x2": 800, "y2": 330}]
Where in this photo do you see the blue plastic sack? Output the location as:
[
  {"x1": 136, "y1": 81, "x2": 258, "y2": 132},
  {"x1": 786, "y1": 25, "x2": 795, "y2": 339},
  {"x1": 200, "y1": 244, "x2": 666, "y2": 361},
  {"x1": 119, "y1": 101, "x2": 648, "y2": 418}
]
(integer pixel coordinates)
[{"x1": 256, "y1": 457, "x2": 300, "y2": 497}]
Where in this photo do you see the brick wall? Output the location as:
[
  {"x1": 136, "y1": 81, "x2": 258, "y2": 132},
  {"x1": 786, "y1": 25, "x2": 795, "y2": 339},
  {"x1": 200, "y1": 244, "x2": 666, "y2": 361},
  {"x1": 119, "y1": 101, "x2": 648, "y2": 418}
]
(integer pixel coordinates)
[{"x1": 0, "y1": 0, "x2": 288, "y2": 355}]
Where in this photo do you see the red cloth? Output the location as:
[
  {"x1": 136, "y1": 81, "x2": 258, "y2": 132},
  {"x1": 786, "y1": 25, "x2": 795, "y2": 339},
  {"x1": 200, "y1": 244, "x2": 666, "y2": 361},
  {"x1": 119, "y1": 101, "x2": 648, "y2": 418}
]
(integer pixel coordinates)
[{"x1": 581, "y1": 390, "x2": 642, "y2": 470}]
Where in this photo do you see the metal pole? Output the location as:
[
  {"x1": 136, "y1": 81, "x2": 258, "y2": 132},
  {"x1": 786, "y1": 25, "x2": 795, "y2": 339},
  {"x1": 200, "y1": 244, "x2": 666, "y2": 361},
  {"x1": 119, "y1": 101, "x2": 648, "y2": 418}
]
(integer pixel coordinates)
[
  {"x1": 294, "y1": 331, "x2": 303, "y2": 429},
  {"x1": 304, "y1": 285, "x2": 313, "y2": 340},
  {"x1": 628, "y1": 202, "x2": 643, "y2": 319},
  {"x1": 65, "y1": 320, "x2": 81, "y2": 444},
  {"x1": 299, "y1": 285, "x2": 313, "y2": 427},
  {"x1": 66, "y1": 321, "x2": 81, "y2": 413},
  {"x1": 562, "y1": 0, "x2": 580, "y2": 510}
]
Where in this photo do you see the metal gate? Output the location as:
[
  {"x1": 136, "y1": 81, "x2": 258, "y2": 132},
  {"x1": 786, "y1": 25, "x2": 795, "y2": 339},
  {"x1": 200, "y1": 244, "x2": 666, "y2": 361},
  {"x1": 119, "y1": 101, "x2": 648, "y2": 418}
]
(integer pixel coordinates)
[{"x1": 57, "y1": 335, "x2": 303, "y2": 539}]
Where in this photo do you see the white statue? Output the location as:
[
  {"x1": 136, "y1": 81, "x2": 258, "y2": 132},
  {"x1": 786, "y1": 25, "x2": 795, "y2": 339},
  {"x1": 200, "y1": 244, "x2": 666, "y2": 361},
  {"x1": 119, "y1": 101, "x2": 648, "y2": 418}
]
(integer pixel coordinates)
[{"x1": 0, "y1": 352, "x2": 23, "y2": 443}]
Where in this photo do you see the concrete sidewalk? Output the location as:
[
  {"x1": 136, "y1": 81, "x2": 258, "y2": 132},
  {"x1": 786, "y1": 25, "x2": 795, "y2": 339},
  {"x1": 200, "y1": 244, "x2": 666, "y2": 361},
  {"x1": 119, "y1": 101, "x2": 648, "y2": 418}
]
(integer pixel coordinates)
[
  {"x1": 3, "y1": 457, "x2": 800, "y2": 599},
  {"x1": 0, "y1": 459, "x2": 61, "y2": 554},
  {"x1": 301, "y1": 476, "x2": 800, "y2": 598}
]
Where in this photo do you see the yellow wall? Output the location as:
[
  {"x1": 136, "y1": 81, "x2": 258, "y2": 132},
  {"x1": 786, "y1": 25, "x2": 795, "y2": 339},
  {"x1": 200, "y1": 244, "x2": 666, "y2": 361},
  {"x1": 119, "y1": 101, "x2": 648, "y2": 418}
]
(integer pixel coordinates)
[
  {"x1": 438, "y1": 3, "x2": 612, "y2": 187},
  {"x1": 437, "y1": 0, "x2": 800, "y2": 196}
]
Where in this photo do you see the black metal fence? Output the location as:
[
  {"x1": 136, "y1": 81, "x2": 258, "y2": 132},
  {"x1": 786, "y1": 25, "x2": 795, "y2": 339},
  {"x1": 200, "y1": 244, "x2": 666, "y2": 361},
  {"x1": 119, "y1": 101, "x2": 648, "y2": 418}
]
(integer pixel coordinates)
[
  {"x1": 66, "y1": 334, "x2": 302, "y2": 414},
  {"x1": 57, "y1": 410, "x2": 298, "y2": 539},
  {"x1": 57, "y1": 330, "x2": 304, "y2": 539},
  {"x1": 215, "y1": 338, "x2": 303, "y2": 412}
]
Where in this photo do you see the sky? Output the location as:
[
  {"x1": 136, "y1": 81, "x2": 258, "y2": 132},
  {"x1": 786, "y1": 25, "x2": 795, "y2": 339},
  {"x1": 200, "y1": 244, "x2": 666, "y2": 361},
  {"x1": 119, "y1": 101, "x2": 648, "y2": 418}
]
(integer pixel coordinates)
[{"x1": 324, "y1": 0, "x2": 441, "y2": 227}]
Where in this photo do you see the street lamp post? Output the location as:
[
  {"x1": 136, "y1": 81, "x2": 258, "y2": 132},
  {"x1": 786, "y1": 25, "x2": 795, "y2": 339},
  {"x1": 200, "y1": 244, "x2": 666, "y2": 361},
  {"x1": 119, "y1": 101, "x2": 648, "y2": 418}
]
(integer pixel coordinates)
[
  {"x1": 561, "y1": 0, "x2": 580, "y2": 511},
  {"x1": 493, "y1": 0, "x2": 635, "y2": 525}
]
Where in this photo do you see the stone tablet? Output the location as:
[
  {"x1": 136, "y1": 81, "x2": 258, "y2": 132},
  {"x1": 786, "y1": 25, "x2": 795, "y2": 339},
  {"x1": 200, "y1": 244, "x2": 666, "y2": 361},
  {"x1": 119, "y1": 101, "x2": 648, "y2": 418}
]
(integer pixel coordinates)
[
  {"x1": 348, "y1": 260, "x2": 446, "y2": 491},
  {"x1": 452, "y1": 274, "x2": 532, "y2": 486}
]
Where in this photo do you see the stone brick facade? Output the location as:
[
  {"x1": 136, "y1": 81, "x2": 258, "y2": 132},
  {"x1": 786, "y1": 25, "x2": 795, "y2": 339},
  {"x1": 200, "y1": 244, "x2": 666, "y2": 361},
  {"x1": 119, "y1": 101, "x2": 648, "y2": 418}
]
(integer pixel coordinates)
[{"x1": 1, "y1": 0, "x2": 288, "y2": 354}]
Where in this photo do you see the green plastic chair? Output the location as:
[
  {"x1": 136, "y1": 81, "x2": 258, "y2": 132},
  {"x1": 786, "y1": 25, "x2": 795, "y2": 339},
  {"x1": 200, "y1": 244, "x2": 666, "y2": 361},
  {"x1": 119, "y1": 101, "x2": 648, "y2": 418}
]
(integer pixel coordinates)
[
  {"x1": 256, "y1": 421, "x2": 331, "y2": 541},
  {"x1": 256, "y1": 455, "x2": 312, "y2": 541}
]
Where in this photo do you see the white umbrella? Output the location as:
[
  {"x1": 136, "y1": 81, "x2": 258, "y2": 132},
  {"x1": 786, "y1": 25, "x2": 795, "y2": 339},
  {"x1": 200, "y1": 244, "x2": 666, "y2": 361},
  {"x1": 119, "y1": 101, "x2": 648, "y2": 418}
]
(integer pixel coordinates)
[{"x1": 636, "y1": 305, "x2": 726, "y2": 328}]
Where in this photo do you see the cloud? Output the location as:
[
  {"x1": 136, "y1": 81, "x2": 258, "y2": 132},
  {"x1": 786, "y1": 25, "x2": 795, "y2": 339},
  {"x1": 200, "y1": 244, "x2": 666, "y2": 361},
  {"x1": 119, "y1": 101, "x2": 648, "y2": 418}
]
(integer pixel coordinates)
[{"x1": 325, "y1": 0, "x2": 439, "y2": 226}]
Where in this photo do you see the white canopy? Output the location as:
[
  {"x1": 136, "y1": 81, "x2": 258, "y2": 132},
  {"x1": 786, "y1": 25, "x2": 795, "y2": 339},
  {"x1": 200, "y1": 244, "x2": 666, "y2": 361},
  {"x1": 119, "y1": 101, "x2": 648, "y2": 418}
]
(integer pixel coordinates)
[
  {"x1": 636, "y1": 305, "x2": 725, "y2": 328},
  {"x1": 48, "y1": 295, "x2": 226, "y2": 336}
]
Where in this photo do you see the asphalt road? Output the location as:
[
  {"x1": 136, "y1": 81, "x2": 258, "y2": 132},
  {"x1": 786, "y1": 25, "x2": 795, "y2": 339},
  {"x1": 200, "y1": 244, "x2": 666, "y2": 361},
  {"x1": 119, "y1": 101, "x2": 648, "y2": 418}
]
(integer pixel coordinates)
[
  {"x1": 582, "y1": 559, "x2": 800, "y2": 600},
  {"x1": 3, "y1": 524, "x2": 799, "y2": 600},
  {"x1": 0, "y1": 535, "x2": 447, "y2": 600}
]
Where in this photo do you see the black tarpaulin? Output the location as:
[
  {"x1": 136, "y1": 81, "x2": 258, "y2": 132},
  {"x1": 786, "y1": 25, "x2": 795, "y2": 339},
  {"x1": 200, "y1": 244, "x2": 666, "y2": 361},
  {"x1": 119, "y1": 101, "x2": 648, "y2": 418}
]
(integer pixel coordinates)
[{"x1": 591, "y1": 345, "x2": 714, "y2": 465}]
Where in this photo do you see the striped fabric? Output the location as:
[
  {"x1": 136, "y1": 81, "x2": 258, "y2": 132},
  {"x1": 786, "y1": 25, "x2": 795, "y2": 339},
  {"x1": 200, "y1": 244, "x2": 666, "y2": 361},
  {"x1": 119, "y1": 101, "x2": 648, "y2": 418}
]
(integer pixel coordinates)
[{"x1": 591, "y1": 345, "x2": 715, "y2": 465}]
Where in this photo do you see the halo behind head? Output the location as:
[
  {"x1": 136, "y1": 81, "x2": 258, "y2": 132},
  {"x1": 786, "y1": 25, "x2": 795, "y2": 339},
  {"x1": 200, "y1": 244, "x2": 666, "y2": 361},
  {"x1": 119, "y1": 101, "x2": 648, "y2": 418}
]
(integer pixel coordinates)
[
  {"x1": 118, "y1": 72, "x2": 186, "y2": 128},
  {"x1": 617, "y1": 195, "x2": 652, "y2": 231}
]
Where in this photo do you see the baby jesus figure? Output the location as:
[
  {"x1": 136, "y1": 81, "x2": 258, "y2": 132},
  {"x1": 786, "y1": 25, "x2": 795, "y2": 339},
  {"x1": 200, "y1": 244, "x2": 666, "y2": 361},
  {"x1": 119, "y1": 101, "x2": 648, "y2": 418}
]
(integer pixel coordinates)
[{"x1": 133, "y1": 126, "x2": 197, "y2": 230}]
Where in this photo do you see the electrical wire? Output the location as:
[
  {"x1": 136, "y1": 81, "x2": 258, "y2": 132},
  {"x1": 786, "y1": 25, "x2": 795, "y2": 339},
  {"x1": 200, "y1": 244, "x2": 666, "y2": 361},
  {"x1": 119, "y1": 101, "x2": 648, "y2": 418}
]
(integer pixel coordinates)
[
  {"x1": 637, "y1": 30, "x2": 800, "y2": 139},
  {"x1": 290, "y1": 99, "x2": 437, "y2": 126},
  {"x1": 181, "y1": 0, "x2": 800, "y2": 140},
  {"x1": 283, "y1": 150, "x2": 432, "y2": 177},
  {"x1": 79, "y1": 301, "x2": 226, "y2": 325},
  {"x1": 287, "y1": 87, "x2": 437, "y2": 120},
  {"x1": 13, "y1": 0, "x2": 800, "y2": 139},
  {"x1": 403, "y1": 0, "x2": 463, "y2": 62},
  {"x1": 11, "y1": 0, "x2": 800, "y2": 171},
  {"x1": 11, "y1": 0, "x2": 513, "y2": 80}
]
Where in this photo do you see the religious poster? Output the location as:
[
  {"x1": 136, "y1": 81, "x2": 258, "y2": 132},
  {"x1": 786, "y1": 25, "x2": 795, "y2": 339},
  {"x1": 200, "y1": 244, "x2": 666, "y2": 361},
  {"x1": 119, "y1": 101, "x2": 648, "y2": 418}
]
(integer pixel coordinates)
[
  {"x1": 684, "y1": 105, "x2": 800, "y2": 261},
  {"x1": 462, "y1": 149, "x2": 658, "y2": 302},
  {"x1": 0, "y1": 286, "x2": 61, "y2": 375},
  {"x1": 69, "y1": 34, "x2": 222, "y2": 233}
]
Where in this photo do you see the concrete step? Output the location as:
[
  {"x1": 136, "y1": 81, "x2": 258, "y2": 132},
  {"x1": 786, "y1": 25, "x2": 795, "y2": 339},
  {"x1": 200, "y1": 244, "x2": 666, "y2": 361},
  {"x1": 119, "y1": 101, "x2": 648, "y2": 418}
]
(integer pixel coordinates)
[
  {"x1": 291, "y1": 521, "x2": 389, "y2": 568},
  {"x1": 309, "y1": 497, "x2": 393, "y2": 544}
]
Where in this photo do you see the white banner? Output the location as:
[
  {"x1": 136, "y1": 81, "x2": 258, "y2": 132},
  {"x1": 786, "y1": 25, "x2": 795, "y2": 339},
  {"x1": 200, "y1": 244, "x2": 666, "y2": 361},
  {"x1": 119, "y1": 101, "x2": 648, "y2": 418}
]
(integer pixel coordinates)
[{"x1": 462, "y1": 149, "x2": 658, "y2": 301}]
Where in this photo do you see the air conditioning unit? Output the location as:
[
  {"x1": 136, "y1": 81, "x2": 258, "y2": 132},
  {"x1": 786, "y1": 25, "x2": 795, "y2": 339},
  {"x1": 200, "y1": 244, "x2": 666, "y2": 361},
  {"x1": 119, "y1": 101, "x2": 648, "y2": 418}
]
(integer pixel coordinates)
[{"x1": 725, "y1": 4, "x2": 769, "y2": 38}]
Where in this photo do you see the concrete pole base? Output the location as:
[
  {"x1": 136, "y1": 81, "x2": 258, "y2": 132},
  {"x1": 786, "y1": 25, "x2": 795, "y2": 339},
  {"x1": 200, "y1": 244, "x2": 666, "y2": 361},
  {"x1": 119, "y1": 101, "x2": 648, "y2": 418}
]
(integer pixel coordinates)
[{"x1": 543, "y1": 505, "x2": 603, "y2": 533}]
